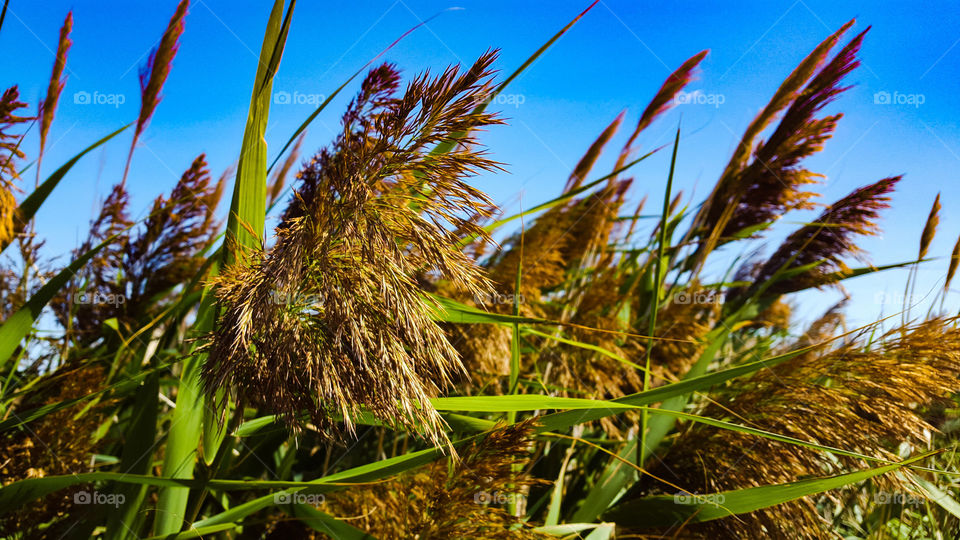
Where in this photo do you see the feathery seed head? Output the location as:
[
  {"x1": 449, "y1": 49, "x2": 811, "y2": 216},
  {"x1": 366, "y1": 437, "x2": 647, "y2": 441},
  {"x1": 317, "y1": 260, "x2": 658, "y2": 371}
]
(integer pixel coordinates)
[
  {"x1": 635, "y1": 318, "x2": 960, "y2": 539},
  {"x1": 38, "y1": 12, "x2": 72, "y2": 169},
  {"x1": 122, "y1": 0, "x2": 188, "y2": 185},
  {"x1": 749, "y1": 175, "x2": 899, "y2": 297},
  {"x1": 919, "y1": 192, "x2": 941, "y2": 259},
  {"x1": 203, "y1": 53, "x2": 503, "y2": 447},
  {"x1": 0, "y1": 87, "x2": 30, "y2": 247}
]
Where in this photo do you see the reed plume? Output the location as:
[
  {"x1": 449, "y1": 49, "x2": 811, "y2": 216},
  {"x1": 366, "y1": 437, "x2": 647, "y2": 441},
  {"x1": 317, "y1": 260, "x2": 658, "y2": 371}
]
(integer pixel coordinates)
[
  {"x1": 36, "y1": 12, "x2": 72, "y2": 187},
  {"x1": 945, "y1": 234, "x2": 960, "y2": 295},
  {"x1": 318, "y1": 423, "x2": 548, "y2": 539},
  {"x1": 203, "y1": 54, "x2": 503, "y2": 445},
  {"x1": 123, "y1": 154, "x2": 222, "y2": 319},
  {"x1": 457, "y1": 51, "x2": 709, "y2": 413},
  {"x1": 920, "y1": 193, "x2": 941, "y2": 260},
  {"x1": 633, "y1": 318, "x2": 960, "y2": 539},
  {"x1": 0, "y1": 87, "x2": 29, "y2": 247},
  {"x1": 740, "y1": 175, "x2": 899, "y2": 299},
  {"x1": 564, "y1": 111, "x2": 624, "y2": 192},
  {"x1": 121, "y1": 0, "x2": 188, "y2": 185},
  {"x1": 0, "y1": 363, "x2": 109, "y2": 537},
  {"x1": 486, "y1": 50, "x2": 707, "y2": 306},
  {"x1": 612, "y1": 50, "x2": 707, "y2": 173},
  {"x1": 54, "y1": 156, "x2": 222, "y2": 341},
  {"x1": 691, "y1": 21, "x2": 860, "y2": 265}
]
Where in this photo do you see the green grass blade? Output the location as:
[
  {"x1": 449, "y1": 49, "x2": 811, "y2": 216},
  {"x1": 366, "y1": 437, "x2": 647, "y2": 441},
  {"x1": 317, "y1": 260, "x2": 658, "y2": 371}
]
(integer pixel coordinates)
[
  {"x1": 0, "y1": 231, "x2": 128, "y2": 370},
  {"x1": 154, "y1": 2, "x2": 294, "y2": 534},
  {"x1": 584, "y1": 523, "x2": 616, "y2": 539},
  {"x1": 0, "y1": 362, "x2": 174, "y2": 432},
  {"x1": 509, "y1": 241, "x2": 523, "y2": 396},
  {"x1": 572, "y1": 440, "x2": 638, "y2": 523},
  {"x1": 432, "y1": 395, "x2": 636, "y2": 412},
  {"x1": 288, "y1": 503, "x2": 375, "y2": 539},
  {"x1": 142, "y1": 524, "x2": 238, "y2": 540},
  {"x1": 603, "y1": 452, "x2": 937, "y2": 527},
  {"x1": 223, "y1": 0, "x2": 294, "y2": 262},
  {"x1": 523, "y1": 328, "x2": 643, "y2": 370},
  {"x1": 641, "y1": 124, "x2": 680, "y2": 464},
  {"x1": 910, "y1": 472, "x2": 960, "y2": 520},
  {"x1": 429, "y1": 293, "x2": 547, "y2": 325},
  {"x1": 152, "y1": 304, "x2": 213, "y2": 535},
  {"x1": 105, "y1": 373, "x2": 160, "y2": 540},
  {"x1": 534, "y1": 334, "x2": 838, "y2": 432}
]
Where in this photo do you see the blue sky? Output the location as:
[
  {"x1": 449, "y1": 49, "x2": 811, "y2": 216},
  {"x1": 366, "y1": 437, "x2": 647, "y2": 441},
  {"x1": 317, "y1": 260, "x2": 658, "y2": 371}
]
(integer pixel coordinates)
[{"x1": 3, "y1": 0, "x2": 960, "y2": 328}]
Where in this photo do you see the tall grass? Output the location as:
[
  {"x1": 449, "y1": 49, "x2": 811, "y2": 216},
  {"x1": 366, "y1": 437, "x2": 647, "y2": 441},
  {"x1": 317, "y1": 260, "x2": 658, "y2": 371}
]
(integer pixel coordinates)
[{"x1": 1, "y1": 3, "x2": 959, "y2": 539}]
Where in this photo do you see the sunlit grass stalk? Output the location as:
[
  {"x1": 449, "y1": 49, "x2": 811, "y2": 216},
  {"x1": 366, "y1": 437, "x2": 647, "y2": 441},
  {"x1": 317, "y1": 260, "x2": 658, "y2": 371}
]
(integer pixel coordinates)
[{"x1": 640, "y1": 124, "x2": 680, "y2": 465}]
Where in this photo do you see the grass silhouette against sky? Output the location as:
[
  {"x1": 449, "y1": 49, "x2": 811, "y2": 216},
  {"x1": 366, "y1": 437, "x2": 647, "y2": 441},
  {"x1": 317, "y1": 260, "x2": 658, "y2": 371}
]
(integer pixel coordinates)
[{"x1": 3, "y1": 0, "x2": 959, "y2": 325}]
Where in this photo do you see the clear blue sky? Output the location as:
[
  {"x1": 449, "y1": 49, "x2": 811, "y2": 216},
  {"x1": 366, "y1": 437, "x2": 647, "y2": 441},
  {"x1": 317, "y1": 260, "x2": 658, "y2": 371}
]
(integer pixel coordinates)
[{"x1": 3, "y1": 0, "x2": 960, "y2": 328}]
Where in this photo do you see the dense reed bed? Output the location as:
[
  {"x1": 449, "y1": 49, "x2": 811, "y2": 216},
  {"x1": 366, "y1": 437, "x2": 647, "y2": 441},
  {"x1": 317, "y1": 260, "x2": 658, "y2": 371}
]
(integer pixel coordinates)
[{"x1": 1, "y1": 2, "x2": 959, "y2": 538}]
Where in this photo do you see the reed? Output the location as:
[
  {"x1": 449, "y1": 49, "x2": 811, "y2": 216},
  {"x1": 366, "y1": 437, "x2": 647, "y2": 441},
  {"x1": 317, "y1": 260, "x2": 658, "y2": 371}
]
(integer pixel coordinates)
[{"x1": 0, "y1": 5, "x2": 957, "y2": 540}]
